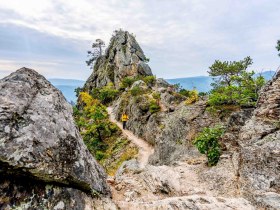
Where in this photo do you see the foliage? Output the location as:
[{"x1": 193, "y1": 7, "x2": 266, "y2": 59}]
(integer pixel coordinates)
[
  {"x1": 172, "y1": 83, "x2": 182, "y2": 92},
  {"x1": 149, "y1": 99, "x2": 161, "y2": 114},
  {"x1": 208, "y1": 56, "x2": 253, "y2": 87},
  {"x1": 120, "y1": 75, "x2": 156, "y2": 89},
  {"x1": 120, "y1": 77, "x2": 138, "y2": 89},
  {"x1": 86, "y1": 39, "x2": 105, "y2": 68},
  {"x1": 74, "y1": 92, "x2": 137, "y2": 175},
  {"x1": 179, "y1": 88, "x2": 191, "y2": 97},
  {"x1": 276, "y1": 40, "x2": 280, "y2": 57},
  {"x1": 198, "y1": 92, "x2": 208, "y2": 96},
  {"x1": 74, "y1": 87, "x2": 82, "y2": 98},
  {"x1": 75, "y1": 92, "x2": 114, "y2": 156},
  {"x1": 130, "y1": 85, "x2": 144, "y2": 96},
  {"x1": 193, "y1": 126, "x2": 224, "y2": 166},
  {"x1": 185, "y1": 90, "x2": 199, "y2": 105},
  {"x1": 208, "y1": 57, "x2": 265, "y2": 107},
  {"x1": 152, "y1": 92, "x2": 161, "y2": 100},
  {"x1": 91, "y1": 83, "x2": 119, "y2": 105},
  {"x1": 98, "y1": 83, "x2": 119, "y2": 104},
  {"x1": 142, "y1": 75, "x2": 156, "y2": 86}
]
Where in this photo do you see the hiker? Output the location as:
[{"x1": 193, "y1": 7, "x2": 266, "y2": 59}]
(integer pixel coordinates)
[{"x1": 121, "y1": 112, "x2": 129, "y2": 130}]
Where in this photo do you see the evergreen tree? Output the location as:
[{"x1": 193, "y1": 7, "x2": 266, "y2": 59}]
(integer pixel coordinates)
[
  {"x1": 276, "y1": 40, "x2": 280, "y2": 56},
  {"x1": 208, "y1": 57, "x2": 265, "y2": 107},
  {"x1": 86, "y1": 39, "x2": 105, "y2": 68}
]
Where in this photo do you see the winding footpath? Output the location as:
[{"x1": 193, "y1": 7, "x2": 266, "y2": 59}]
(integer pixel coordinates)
[{"x1": 107, "y1": 107, "x2": 154, "y2": 168}]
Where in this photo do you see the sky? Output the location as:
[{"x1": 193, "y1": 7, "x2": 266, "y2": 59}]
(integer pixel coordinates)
[{"x1": 0, "y1": 0, "x2": 279, "y2": 80}]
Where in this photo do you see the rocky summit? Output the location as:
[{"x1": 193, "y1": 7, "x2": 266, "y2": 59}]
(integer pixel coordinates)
[
  {"x1": 84, "y1": 30, "x2": 152, "y2": 90},
  {"x1": 0, "y1": 68, "x2": 116, "y2": 209}
]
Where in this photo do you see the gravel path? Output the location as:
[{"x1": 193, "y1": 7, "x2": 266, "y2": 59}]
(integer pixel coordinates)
[{"x1": 107, "y1": 107, "x2": 154, "y2": 168}]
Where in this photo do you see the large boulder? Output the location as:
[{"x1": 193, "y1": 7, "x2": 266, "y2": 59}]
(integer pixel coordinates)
[
  {"x1": 238, "y1": 71, "x2": 280, "y2": 209},
  {"x1": 0, "y1": 68, "x2": 116, "y2": 209},
  {"x1": 84, "y1": 30, "x2": 152, "y2": 90}
]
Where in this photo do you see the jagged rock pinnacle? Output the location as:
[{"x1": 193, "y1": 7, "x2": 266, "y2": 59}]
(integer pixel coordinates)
[{"x1": 84, "y1": 30, "x2": 153, "y2": 91}]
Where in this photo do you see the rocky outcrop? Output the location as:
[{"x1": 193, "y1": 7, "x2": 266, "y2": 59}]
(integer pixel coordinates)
[
  {"x1": 84, "y1": 30, "x2": 152, "y2": 90},
  {"x1": 80, "y1": 29, "x2": 280, "y2": 209},
  {"x1": 112, "y1": 94, "x2": 222, "y2": 165},
  {"x1": 238, "y1": 71, "x2": 280, "y2": 209},
  {"x1": 111, "y1": 159, "x2": 254, "y2": 210},
  {"x1": 0, "y1": 68, "x2": 116, "y2": 209}
]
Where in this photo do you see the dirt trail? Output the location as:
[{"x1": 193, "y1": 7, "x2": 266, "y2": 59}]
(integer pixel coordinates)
[{"x1": 107, "y1": 107, "x2": 154, "y2": 168}]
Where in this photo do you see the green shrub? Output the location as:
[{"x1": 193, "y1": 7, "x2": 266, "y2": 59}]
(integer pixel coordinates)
[
  {"x1": 91, "y1": 83, "x2": 119, "y2": 105},
  {"x1": 152, "y1": 92, "x2": 161, "y2": 100},
  {"x1": 193, "y1": 126, "x2": 224, "y2": 166},
  {"x1": 130, "y1": 86, "x2": 143, "y2": 96},
  {"x1": 99, "y1": 86, "x2": 119, "y2": 104},
  {"x1": 179, "y1": 89, "x2": 191, "y2": 97},
  {"x1": 149, "y1": 99, "x2": 161, "y2": 114},
  {"x1": 96, "y1": 151, "x2": 106, "y2": 160},
  {"x1": 75, "y1": 92, "x2": 115, "y2": 159},
  {"x1": 185, "y1": 90, "x2": 199, "y2": 105},
  {"x1": 120, "y1": 77, "x2": 137, "y2": 89},
  {"x1": 142, "y1": 76, "x2": 156, "y2": 86},
  {"x1": 198, "y1": 92, "x2": 208, "y2": 96}
]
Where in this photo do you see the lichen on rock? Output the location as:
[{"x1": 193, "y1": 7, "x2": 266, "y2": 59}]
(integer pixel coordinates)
[{"x1": 0, "y1": 68, "x2": 116, "y2": 209}]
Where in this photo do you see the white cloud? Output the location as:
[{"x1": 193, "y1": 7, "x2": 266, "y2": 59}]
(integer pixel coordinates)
[
  {"x1": 0, "y1": 59, "x2": 86, "y2": 79},
  {"x1": 0, "y1": 0, "x2": 279, "y2": 79}
]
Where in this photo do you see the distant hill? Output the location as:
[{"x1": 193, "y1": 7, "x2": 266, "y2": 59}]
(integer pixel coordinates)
[
  {"x1": 50, "y1": 71, "x2": 275, "y2": 102},
  {"x1": 49, "y1": 79, "x2": 85, "y2": 87},
  {"x1": 256, "y1": 70, "x2": 276, "y2": 80},
  {"x1": 167, "y1": 76, "x2": 213, "y2": 92},
  {"x1": 48, "y1": 79, "x2": 84, "y2": 103},
  {"x1": 167, "y1": 71, "x2": 275, "y2": 93}
]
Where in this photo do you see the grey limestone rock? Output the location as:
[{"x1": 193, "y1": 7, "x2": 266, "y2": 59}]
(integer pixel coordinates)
[
  {"x1": 0, "y1": 68, "x2": 115, "y2": 209},
  {"x1": 238, "y1": 71, "x2": 280, "y2": 209}
]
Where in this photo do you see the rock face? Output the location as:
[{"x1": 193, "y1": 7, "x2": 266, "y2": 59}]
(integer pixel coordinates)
[
  {"x1": 238, "y1": 71, "x2": 280, "y2": 209},
  {"x1": 84, "y1": 30, "x2": 152, "y2": 90},
  {"x1": 112, "y1": 159, "x2": 255, "y2": 210},
  {"x1": 112, "y1": 95, "x2": 223, "y2": 165},
  {"x1": 0, "y1": 68, "x2": 116, "y2": 209}
]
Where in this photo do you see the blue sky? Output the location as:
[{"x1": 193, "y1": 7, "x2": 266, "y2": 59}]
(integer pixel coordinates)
[{"x1": 0, "y1": 0, "x2": 279, "y2": 80}]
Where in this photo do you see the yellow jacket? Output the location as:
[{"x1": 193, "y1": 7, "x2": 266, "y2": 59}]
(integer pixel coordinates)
[{"x1": 121, "y1": 114, "x2": 129, "y2": 122}]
